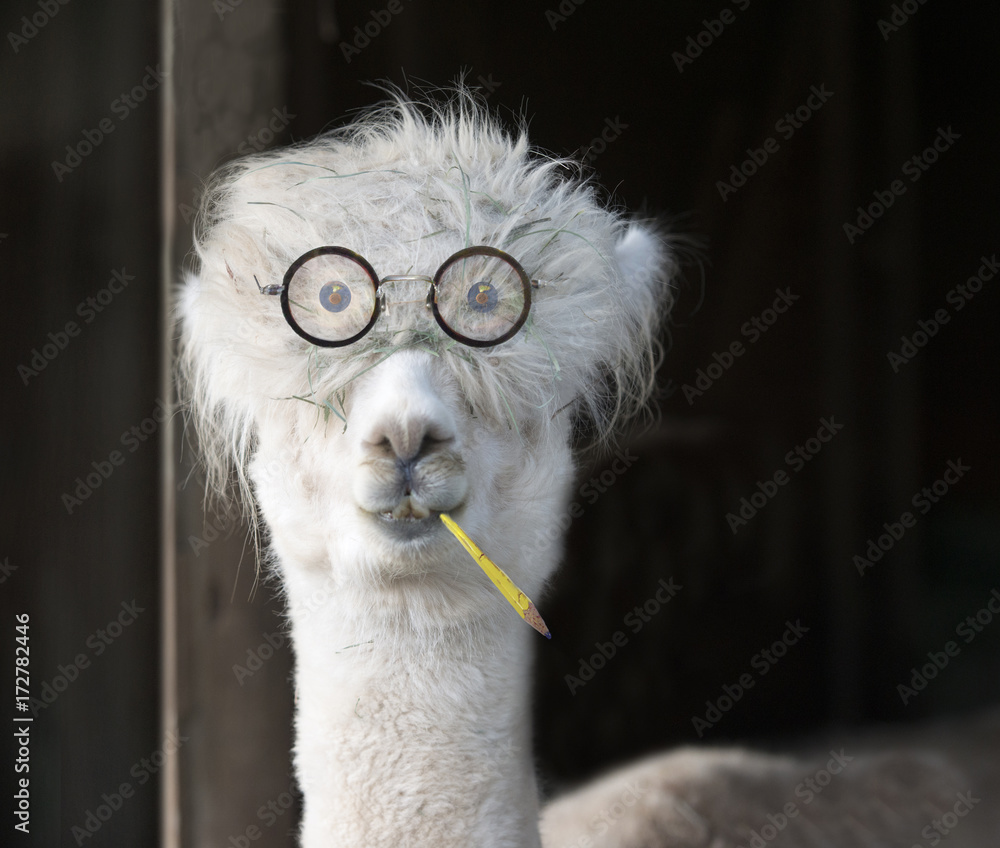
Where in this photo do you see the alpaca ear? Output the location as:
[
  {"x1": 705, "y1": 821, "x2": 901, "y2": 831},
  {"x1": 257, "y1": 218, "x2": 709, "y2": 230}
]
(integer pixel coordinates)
[
  {"x1": 614, "y1": 225, "x2": 667, "y2": 296},
  {"x1": 612, "y1": 223, "x2": 673, "y2": 338},
  {"x1": 569, "y1": 222, "x2": 672, "y2": 433}
]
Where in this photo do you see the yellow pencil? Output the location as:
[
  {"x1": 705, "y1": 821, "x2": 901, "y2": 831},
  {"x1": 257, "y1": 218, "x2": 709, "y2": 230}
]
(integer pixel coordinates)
[{"x1": 440, "y1": 513, "x2": 552, "y2": 639}]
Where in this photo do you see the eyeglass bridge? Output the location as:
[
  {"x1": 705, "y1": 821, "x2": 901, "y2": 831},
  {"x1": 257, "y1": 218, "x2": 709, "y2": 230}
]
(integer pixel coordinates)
[{"x1": 376, "y1": 275, "x2": 438, "y2": 313}]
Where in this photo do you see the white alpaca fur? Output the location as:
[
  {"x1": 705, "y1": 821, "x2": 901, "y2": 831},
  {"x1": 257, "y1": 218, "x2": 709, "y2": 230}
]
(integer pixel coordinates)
[
  {"x1": 180, "y1": 91, "x2": 670, "y2": 847},
  {"x1": 541, "y1": 713, "x2": 1000, "y2": 847},
  {"x1": 178, "y1": 93, "x2": 998, "y2": 847}
]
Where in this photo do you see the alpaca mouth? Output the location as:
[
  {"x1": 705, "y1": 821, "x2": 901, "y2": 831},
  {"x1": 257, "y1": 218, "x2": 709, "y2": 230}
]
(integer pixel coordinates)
[
  {"x1": 373, "y1": 495, "x2": 440, "y2": 534},
  {"x1": 370, "y1": 496, "x2": 444, "y2": 543},
  {"x1": 379, "y1": 495, "x2": 432, "y2": 522}
]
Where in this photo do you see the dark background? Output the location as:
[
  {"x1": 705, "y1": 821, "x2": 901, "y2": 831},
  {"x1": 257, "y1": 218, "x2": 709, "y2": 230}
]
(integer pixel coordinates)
[{"x1": 2, "y1": 0, "x2": 998, "y2": 845}]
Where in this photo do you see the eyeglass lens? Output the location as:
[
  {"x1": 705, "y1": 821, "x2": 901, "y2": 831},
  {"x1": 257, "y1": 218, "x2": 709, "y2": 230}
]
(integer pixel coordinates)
[
  {"x1": 434, "y1": 250, "x2": 527, "y2": 343},
  {"x1": 285, "y1": 251, "x2": 378, "y2": 343},
  {"x1": 283, "y1": 248, "x2": 528, "y2": 345}
]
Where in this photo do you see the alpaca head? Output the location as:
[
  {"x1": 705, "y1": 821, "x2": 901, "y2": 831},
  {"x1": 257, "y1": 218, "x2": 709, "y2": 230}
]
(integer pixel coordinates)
[{"x1": 178, "y1": 93, "x2": 672, "y2": 630}]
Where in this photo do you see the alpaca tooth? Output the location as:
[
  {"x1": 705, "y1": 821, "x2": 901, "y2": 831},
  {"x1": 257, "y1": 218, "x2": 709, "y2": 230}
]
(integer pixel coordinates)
[
  {"x1": 410, "y1": 501, "x2": 430, "y2": 519},
  {"x1": 391, "y1": 497, "x2": 412, "y2": 519}
]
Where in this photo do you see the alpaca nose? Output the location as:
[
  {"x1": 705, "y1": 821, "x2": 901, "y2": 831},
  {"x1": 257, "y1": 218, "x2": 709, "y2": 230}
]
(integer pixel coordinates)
[
  {"x1": 352, "y1": 353, "x2": 468, "y2": 517},
  {"x1": 367, "y1": 416, "x2": 453, "y2": 467},
  {"x1": 355, "y1": 354, "x2": 458, "y2": 465},
  {"x1": 357, "y1": 406, "x2": 466, "y2": 516},
  {"x1": 360, "y1": 409, "x2": 458, "y2": 507}
]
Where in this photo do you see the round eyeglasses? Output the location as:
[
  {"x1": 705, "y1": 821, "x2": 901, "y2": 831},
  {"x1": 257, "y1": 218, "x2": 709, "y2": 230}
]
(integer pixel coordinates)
[{"x1": 257, "y1": 245, "x2": 533, "y2": 348}]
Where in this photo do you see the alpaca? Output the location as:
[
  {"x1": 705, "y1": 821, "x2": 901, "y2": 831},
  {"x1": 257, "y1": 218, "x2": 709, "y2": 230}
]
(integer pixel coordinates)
[
  {"x1": 179, "y1": 92, "x2": 667, "y2": 847},
  {"x1": 540, "y1": 713, "x2": 1000, "y2": 847},
  {"x1": 178, "y1": 94, "x2": 999, "y2": 847}
]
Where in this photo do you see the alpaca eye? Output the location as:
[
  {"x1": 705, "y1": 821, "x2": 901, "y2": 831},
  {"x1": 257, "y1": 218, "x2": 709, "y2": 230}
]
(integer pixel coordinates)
[
  {"x1": 435, "y1": 249, "x2": 529, "y2": 344},
  {"x1": 466, "y1": 281, "x2": 498, "y2": 313},
  {"x1": 284, "y1": 249, "x2": 378, "y2": 344},
  {"x1": 320, "y1": 281, "x2": 352, "y2": 313}
]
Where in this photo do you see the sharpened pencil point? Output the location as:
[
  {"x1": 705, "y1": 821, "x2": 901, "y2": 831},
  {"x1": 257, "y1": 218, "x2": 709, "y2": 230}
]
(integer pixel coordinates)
[
  {"x1": 524, "y1": 601, "x2": 551, "y2": 640},
  {"x1": 440, "y1": 513, "x2": 552, "y2": 639}
]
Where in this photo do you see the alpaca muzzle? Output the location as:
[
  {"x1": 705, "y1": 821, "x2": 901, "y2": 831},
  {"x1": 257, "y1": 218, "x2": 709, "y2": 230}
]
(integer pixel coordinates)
[{"x1": 358, "y1": 447, "x2": 468, "y2": 521}]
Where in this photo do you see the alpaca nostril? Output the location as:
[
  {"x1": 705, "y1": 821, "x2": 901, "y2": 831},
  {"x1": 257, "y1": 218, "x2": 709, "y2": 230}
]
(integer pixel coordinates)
[{"x1": 366, "y1": 421, "x2": 454, "y2": 465}]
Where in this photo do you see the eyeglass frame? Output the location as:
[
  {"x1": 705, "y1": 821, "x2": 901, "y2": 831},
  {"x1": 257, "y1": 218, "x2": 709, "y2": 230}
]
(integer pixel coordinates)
[{"x1": 256, "y1": 245, "x2": 534, "y2": 349}]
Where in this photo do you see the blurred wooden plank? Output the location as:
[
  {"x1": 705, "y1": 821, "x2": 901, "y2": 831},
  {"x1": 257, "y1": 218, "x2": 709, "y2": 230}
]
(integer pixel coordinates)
[{"x1": 169, "y1": 1, "x2": 296, "y2": 845}]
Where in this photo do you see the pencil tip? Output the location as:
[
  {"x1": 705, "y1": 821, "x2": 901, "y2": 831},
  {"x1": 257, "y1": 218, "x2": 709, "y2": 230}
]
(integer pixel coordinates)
[{"x1": 525, "y1": 602, "x2": 552, "y2": 640}]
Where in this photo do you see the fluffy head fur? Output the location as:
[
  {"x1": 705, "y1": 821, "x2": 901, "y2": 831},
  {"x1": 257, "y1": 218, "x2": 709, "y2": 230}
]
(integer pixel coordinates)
[{"x1": 178, "y1": 92, "x2": 674, "y2": 525}]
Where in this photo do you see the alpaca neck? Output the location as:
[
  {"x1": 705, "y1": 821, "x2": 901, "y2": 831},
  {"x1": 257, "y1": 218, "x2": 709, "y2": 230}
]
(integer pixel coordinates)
[{"x1": 283, "y1": 566, "x2": 543, "y2": 848}]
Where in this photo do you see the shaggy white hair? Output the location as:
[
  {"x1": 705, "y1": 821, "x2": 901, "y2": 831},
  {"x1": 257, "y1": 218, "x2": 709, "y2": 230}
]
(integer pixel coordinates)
[{"x1": 178, "y1": 90, "x2": 674, "y2": 517}]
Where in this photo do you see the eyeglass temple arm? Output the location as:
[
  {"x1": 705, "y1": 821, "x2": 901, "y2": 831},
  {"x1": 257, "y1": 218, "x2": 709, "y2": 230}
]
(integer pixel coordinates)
[{"x1": 255, "y1": 275, "x2": 284, "y2": 296}]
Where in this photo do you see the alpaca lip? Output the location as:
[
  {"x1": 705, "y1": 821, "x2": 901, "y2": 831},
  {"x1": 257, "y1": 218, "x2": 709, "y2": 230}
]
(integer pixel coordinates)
[
  {"x1": 383, "y1": 495, "x2": 431, "y2": 521},
  {"x1": 369, "y1": 495, "x2": 441, "y2": 534},
  {"x1": 371, "y1": 508, "x2": 442, "y2": 541}
]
